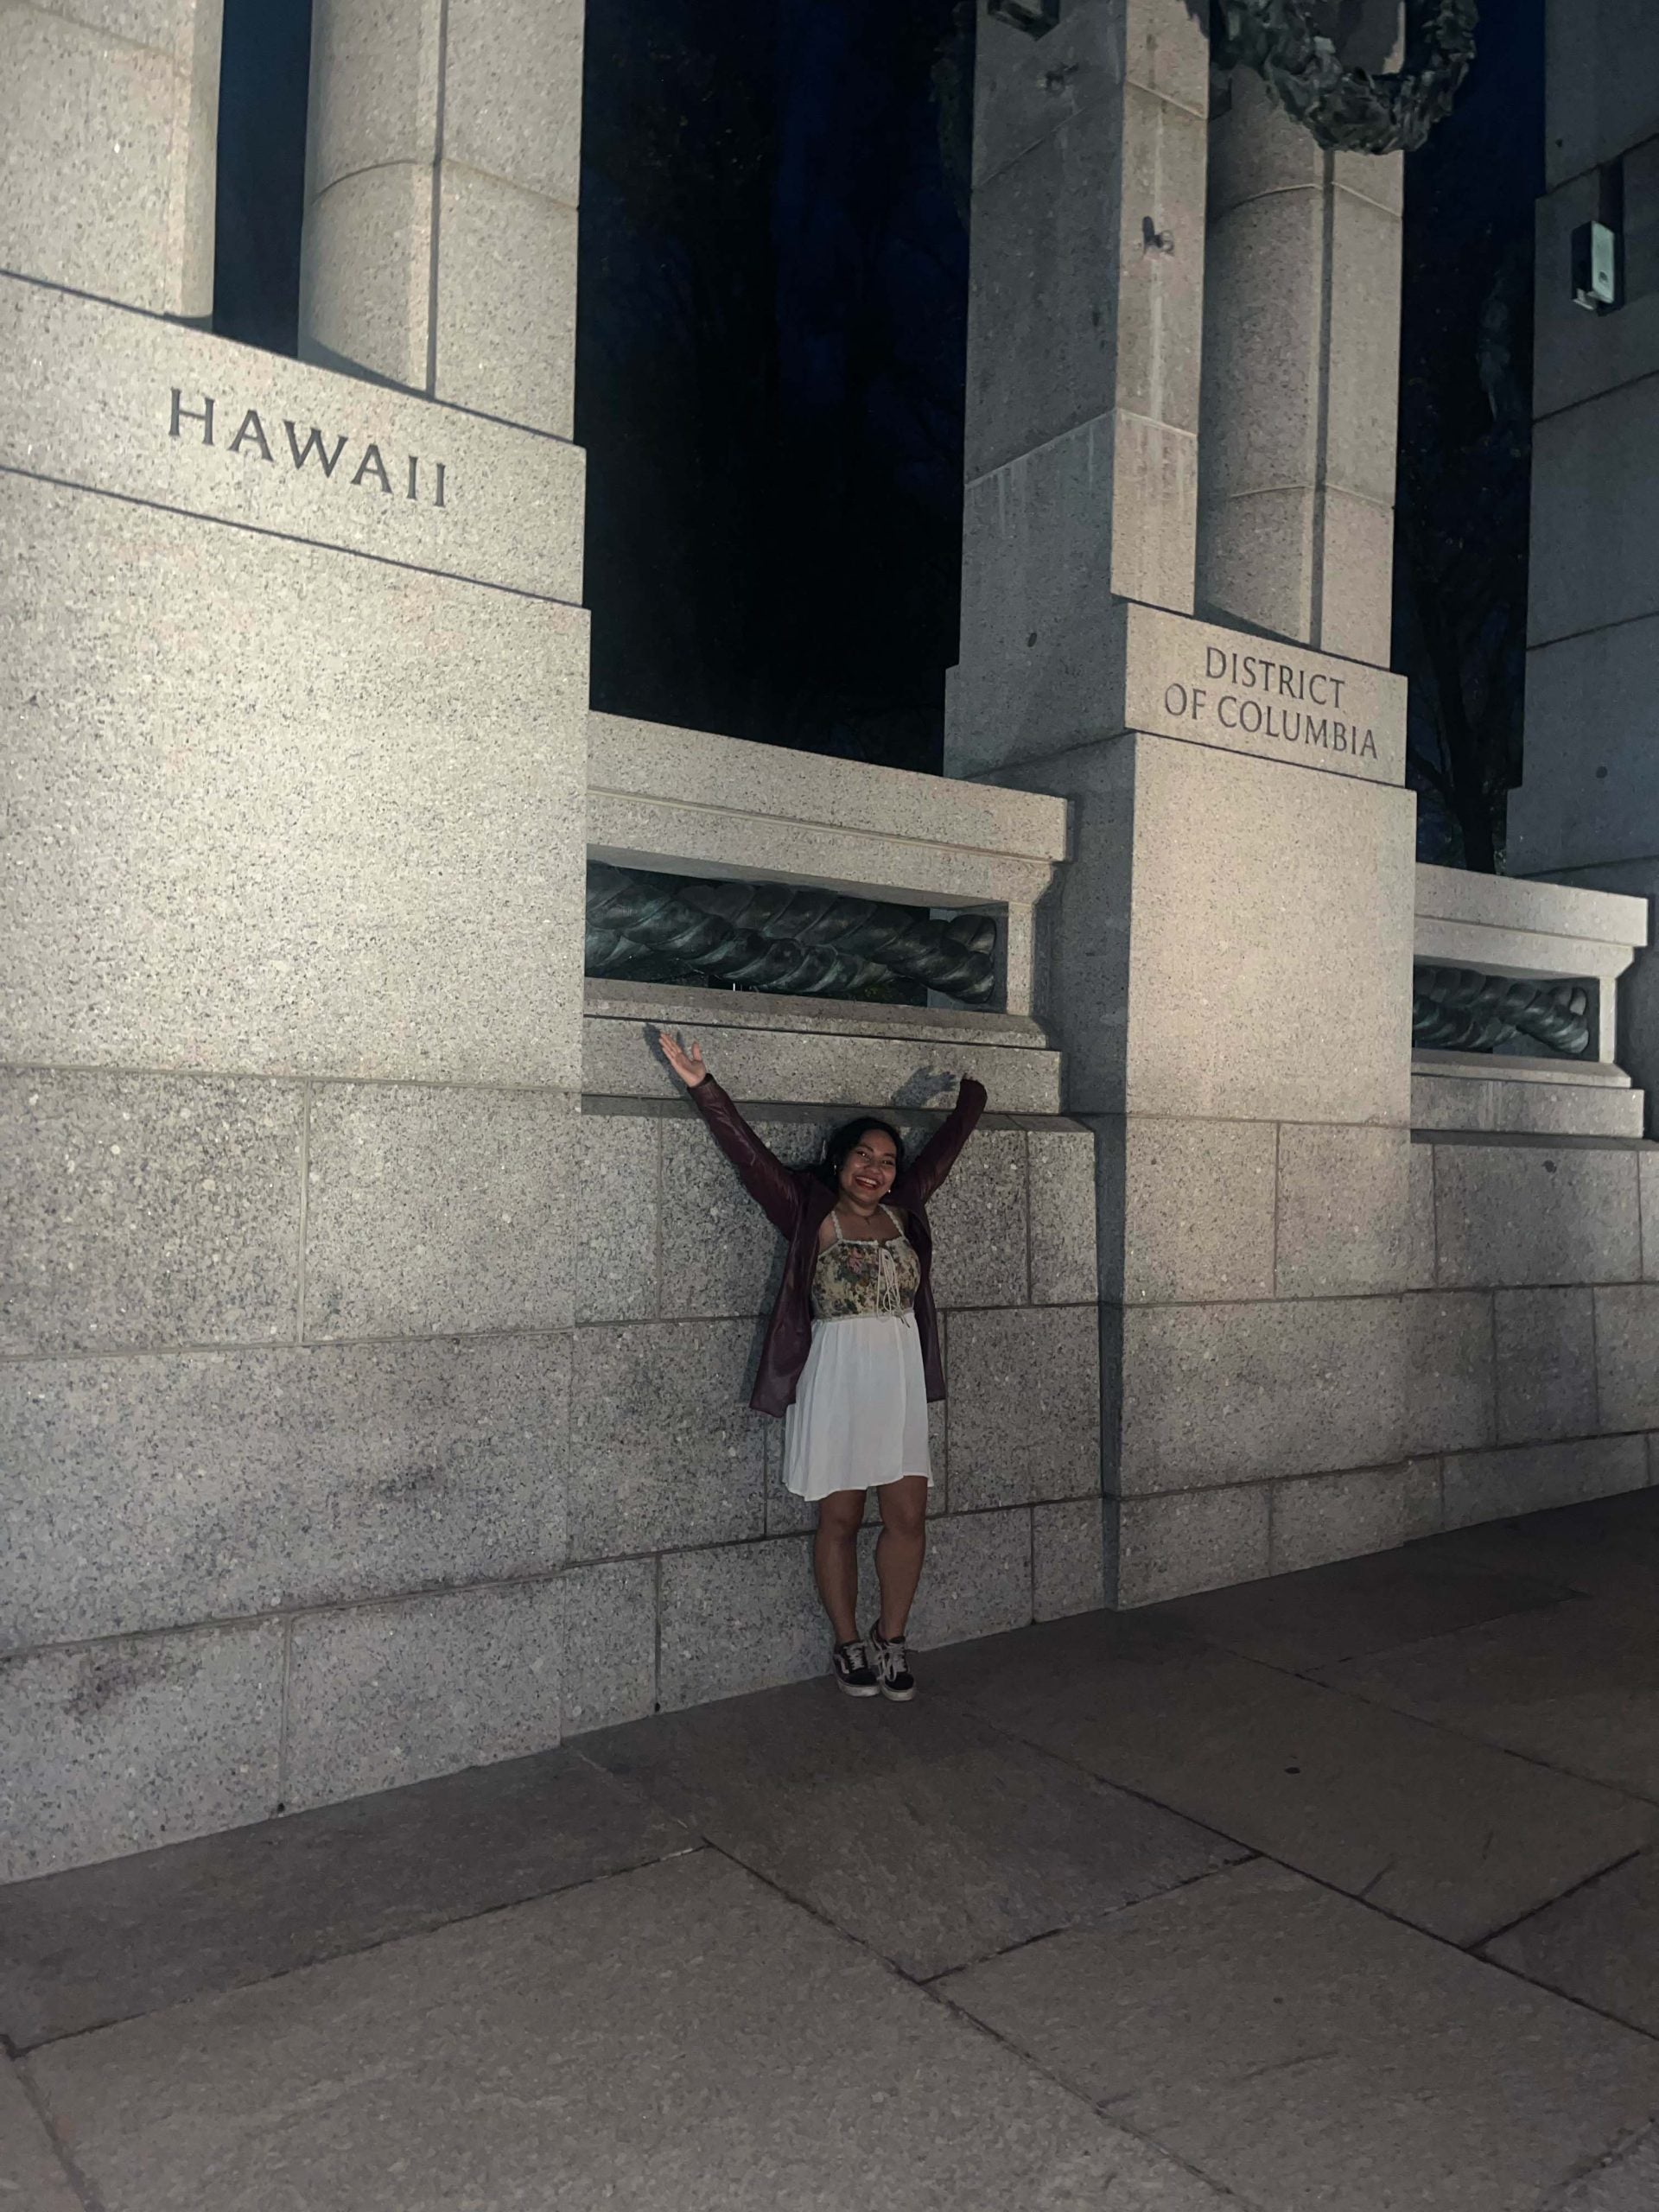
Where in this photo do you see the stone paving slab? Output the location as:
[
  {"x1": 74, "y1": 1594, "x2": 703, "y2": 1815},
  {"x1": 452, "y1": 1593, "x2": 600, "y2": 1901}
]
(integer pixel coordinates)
[
  {"x1": 1150, "y1": 1542, "x2": 1572, "y2": 1673},
  {"x1": 928, "y1": 1614, "x2": 1657, "y2": 1942},
  {"x1": 1484, "y1": 1847, "x2": 1659, "y2": 2035},
  {"x1": 582, "y1": 1675, "x2": 1244, "y2": 1980},
  {"x1": 937, "y1": 1859, "x2": 1659, "y2": 2212},
  {"x1": 1550, "y1": 2124, "x2": 1659, "y2": 2210},
  {"x1": 0, "y1": 1749, "x2": 692, "y2": 2049},
  {"x1": 1320, "y1": 1599, "x2": 1659, "y2": 1801},
  {"x1": 24, "y1": 1848, "x2": 1240, "y2": 2212},
  {"x1": 0, "y1": 2059, "x2": 79, "y2": 2212}
]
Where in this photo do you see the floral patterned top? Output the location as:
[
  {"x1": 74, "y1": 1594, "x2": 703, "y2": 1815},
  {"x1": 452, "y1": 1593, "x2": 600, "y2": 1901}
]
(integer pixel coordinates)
[{"x1": 810, "y1": 1206, "x2": 922, "y2": 1319}]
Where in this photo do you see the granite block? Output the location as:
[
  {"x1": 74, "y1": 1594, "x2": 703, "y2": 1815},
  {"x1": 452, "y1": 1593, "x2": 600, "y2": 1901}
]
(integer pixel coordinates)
[
  {"x1": 1441, "y1": 1435, "x2": 1649, "y2": 1531},
  {"x1": 1544, "y1": 4, "x2": 1659, "y2": 185},
  {"x1": 1554, "y1": 2125, "x2": 1659, "y2": 2212},
  {"x1": 1596, "y1": 1287, "x2": 1659, "y2": 1431},
  {"x1": 1404, "y1": 1289, "x2": 1497, "y2": 1454},
  {"x1": 939, "y1": 1859, "x2": 1659, "y2": 2212},
  {"x1": 1510, "y1": 622, "x2": 1659, "y2": 876},
  {"x1": 657, "y1": 1118, "x2": 812, "y2": 1321},
  {"x1": 22, "y1": 1850, "x2": 1238, "y2": 2212},
  {"x1": 585, "y1": 1680, "x2": 1238, "y2": 1982},
  {"x1": 1026, "y1": 1127, "x2": 1098, "y2": 1303},
  {"x1": 925, "y1": 1128, "x2": 1028, "y2": 1308},
  {"x1": 1484, "y1": 1851, "x2": 1659, "y2": 2042},
  {"x1": 435, "y1": 167, "x2": 578, "y2": 438},
  {"x1": 931, "y1": 1617, "x2": 1657, "y2": 1943},
  {"x1": 0, "y1": 1335, "x2": 570, "y2": 1652},
  {"x1": 1319, "y1": 1593, "x2": 1659, "y2": 1801},
  {"x1": 302, "y1": 0, "x2": 441, "y2": 195},
  {"x1": 1495, "y1": 1287, "x2": 1600, "y2": 1443},
  {"x1": 0, "y1": 473, "x2": 589, "y2": 1084},
  {"x1": 300, "y1": 161, "x2": 433, "y2": 391},
  {"x1": 1113, "y1": 1486, "x2": 1270, "y2": 1605},
  {"x1": 973, "y1": 0, "x2": 1209, "y2": 187},
  {"x1": 1199, "y1": 187, "x2": 1324, "y2": 505},
  {"x1": 1109, "y1": 1115, "x2": 1277, "y2": 1305},
  {"x1": 443, "y1": 0, "x2": 584, "y2": 206},
  {"x1": 283, "y1": 1580, "x2": 563, "y2": 1811},
  {"x1": 574, "y1": 1113, "x2": 658, "y2": 1322},
  {"x1": 1197, "y1": 484, "x2": 1317, "y2": 646},
  {"x1": 0, "y1": 2058, "x2": 80, "y2": 2212},
  {"x1": 1269, "y1": 1461, "x2": 1441, "y2": 1576},
  {"x1": 0, "y1": 1071, "x2": 302, "y2": 1354},
  {"x1": 0, "y1": 1621, "x2": 283, "y2": 1883},
  {"x1": 1531, "y1": 375, "x2": 1659, "y2": 648},
  {"x1": 303, "y1": 1083, "x2": 575, "y2": 1338},
  {"x1": 1324, "y1": 192, "x2": 1404, "y2": 511},
  {"x1": 1644, "y1": 1152, "x2": 1659, "y2": 1281},
  {"x1": 583, "y1": 1016, "x2": 1063, "y2": 1115},
  {"x1": 0, "y1": 1747, "x2": 690, "y2": 2050},
  {"x1": 1275, "y1": 1123, "x2": 1414, "y2": 1297},
  {"x1": 568, "y1": 1321, "x2": 766, "y2": 1560},
  {"x1": 946, "y1": 1306, "x2": 1100, "y2": 1509},
  {"x1": 1407, "y1": 1137, "x2": 1437, "y2": 1287},
  {"x1": 1033, "y1": 1496, "x2": 1106, "y2": 1619},
  {"x1": 1119, "y1": 1294, "x2": 1407, "y2": 1492},
  {"x1": 657, "y1": 1536, "x2": 823, "y2": 1708},
  {"x1": 0, "y1": 1, "x2": 219, "y2": 317},
  {"x1": 1120, "y1": 739, "x2": 1415, "y2": 1126},
  {"x1": 0, "y1": 276, "x2": 587, "y2": 605},
  {"x1": 559, "y1": 1559, "x2": 657, "y2": 1737},
  {"x1": 1150, "y1": 1532, "x2": 1575, "y2": 1674},
  {"x1": 904, "y1": 1507, "x2": 1033, "y2": 1650},
  {"x1": 1433, "y1": 1139, "x2": 1641, "y2": 1289}
]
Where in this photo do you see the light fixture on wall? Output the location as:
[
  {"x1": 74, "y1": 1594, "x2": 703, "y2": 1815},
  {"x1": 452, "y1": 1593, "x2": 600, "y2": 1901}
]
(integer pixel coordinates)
[{"x1": 1573, "y1": 158, "x2": 1624, "y2": 314}]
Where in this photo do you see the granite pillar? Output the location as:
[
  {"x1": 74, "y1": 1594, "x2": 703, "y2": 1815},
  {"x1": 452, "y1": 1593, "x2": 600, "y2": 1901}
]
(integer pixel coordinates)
[
  {"x1": 298, "y1": 0, "x2": 583, "y2": 435},
  {"x1": 949, "y1": 2, "x2": 1419, "y2": 1606},
  {"x1": 1507, "y1": 0, "x2": 1659, "y2": 1127},
  {"x1": 0, "y1": 0, "x2": 223, "y2": 319},
  {"x1": 945, "y1": 0, "x2": 1211, "y2": 776},
  {"x1": 1197, "y1": 68, "x2": 1402, "y2": 668}
]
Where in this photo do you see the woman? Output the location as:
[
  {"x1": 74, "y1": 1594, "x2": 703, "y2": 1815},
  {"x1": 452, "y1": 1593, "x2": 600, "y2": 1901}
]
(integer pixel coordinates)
[{"x1": 658, "y1": 1028, "x2": 986, "y2": 1700}]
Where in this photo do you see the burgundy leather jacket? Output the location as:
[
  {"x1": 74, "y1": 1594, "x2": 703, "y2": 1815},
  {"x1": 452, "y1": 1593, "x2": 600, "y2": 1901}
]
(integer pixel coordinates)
[{"x1": 688, "y1": 1075, "x2": 988, "y2": 1416}]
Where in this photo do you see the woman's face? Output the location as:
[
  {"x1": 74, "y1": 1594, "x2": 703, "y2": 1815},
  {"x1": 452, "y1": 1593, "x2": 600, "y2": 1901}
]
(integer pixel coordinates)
[{"x1": 838, "y1": 1128, "x2": 899, "y2": 1207}]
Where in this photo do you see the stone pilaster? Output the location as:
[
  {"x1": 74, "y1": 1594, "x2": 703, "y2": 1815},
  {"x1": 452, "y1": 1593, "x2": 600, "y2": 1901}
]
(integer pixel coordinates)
[
  {"x1": 298, "y1": 0, "x2": 583, "y2": 435},
  {"x1": 0, "y1": 0, "x2": 223, "y2": 319},
  {"x1": 1197, "y1": 68, "x2": 1402, "y2": 668},
  {"x1": 946, "y1": 0, "x2": 1211, "y2": 776}
]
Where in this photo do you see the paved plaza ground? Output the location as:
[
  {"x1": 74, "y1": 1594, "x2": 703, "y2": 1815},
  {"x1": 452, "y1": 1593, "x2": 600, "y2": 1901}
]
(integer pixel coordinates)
[{"x1": 10, "y1": 1491, "x2": 1659, "y2": 2210}]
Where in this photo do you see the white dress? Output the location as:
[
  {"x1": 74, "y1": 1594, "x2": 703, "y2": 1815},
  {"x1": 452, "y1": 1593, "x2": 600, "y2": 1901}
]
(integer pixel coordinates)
[{"x1": 780, "y1": 1206, "x2": 932, "y2": 1502}]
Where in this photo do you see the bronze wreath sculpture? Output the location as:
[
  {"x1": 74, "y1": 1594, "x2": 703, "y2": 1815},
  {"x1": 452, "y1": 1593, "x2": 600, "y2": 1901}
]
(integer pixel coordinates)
[{"x1": 1212, "y1": 0, "x2": 1478, "y2": 155}]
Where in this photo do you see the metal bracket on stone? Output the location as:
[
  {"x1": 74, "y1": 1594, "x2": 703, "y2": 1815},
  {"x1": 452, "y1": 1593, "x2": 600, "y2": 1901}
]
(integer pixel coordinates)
[
  {"x1": 586, "y1": 864, "x2": 999, "y2": 1007},
  {"x1": 1412, "y1": 966, "x2": 1592, "y2": 1058},
  {"x1": 987, "y1": 0, "x2": 1061, "y2": 36},
  {"x1": 1211, "y1": 0, "x2": 1478, "y2": 154}
]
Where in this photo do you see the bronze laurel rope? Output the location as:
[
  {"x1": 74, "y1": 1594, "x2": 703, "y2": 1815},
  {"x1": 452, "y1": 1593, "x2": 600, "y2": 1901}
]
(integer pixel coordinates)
[
  {"x1": 1212, "y1": 0, "x2": 1478, "y2": 155},
  {"x1": 1412, "y1": 966, "x2": 1592, "y2": 1058},
  {"x1": 586, "y1": 865, "x2": 998, "y2": 1006}
]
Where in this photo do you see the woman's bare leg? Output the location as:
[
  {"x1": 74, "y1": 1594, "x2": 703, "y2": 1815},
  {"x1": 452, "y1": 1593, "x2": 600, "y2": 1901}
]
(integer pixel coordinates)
[
  {"x1": 814, "y1": 1490, "x2": 866, "y2": 1643},
  {"x1": 874, "y1": 1477, "x2": 928, "y2": 1638}
]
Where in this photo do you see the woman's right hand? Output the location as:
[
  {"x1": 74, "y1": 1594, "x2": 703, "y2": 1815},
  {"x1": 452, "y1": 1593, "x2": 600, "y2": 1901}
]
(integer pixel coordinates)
[{"x1": 657, "y1": 1028, "x2": 709, "y2": 1087}]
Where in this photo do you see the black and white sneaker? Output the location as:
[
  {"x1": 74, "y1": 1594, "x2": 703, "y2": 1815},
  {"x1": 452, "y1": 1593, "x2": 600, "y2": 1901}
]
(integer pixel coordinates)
[
  {"x1": 866, "y1": 1625, "x2": 916, "y2": 1701},
  {"x1": 831, "y1": 1639, "x2": 880, "y2": 1697}
]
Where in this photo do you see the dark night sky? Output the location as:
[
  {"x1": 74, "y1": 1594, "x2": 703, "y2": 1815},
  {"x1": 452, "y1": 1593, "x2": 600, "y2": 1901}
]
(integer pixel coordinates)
[{"x1": 213, "y1": 0, "x2": 1544, "y2": 842}]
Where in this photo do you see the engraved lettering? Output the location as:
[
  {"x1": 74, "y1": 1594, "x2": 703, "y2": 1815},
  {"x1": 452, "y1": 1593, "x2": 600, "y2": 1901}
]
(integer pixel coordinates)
[
  {"x1": 407, "y1": 454, "x2": 420, "y2": 501},
  {"x1": 434, "y1": 461, "x2": 447, "y2": 509},
  {"x1": 1360, "y1": 728, "x2": 1378, "y2": 759},
  {"x1": 227, "y1": 408, "x2": 274, "y2": 462},
  {"x1": 283, "y1": 420, "x2": 349, "y2": 476},
  {"x1": 352, "y1": 442, "x2": 392, "y2": 493},
  {"x1": 169, "y1": 390, "x2": 214, "y2": 444}
]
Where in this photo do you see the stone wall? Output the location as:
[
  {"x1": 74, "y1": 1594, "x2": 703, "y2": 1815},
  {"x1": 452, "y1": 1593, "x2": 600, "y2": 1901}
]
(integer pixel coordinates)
[
  {"x1": 1109, "y1": 1126, "x2": 1659, "y2": 1602},
  {"x1": 568, "y1": 1095, "x2": 1103, "y2": 1720}
]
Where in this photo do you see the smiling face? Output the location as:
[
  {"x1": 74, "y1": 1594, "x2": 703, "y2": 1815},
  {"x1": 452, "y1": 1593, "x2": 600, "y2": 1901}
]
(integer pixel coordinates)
[{"x1": 837, "y1": 1126, "x2": 899, "y2": 1209}]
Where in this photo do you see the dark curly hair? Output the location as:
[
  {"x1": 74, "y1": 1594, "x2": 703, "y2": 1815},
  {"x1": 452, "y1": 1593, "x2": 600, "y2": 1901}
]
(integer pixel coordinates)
[{"x1": 814, "y1": 1116, "x2": 906, "y2": 1194}]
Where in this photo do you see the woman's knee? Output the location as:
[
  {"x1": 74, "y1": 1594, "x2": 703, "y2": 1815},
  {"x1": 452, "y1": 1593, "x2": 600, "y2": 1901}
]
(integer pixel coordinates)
[
  {"x1": 878, "y1": 1482, "x2": 926, "y2": 1541},
  {"x1": 817, "y1": 1491, "x2": 865, "y2": 1539}
]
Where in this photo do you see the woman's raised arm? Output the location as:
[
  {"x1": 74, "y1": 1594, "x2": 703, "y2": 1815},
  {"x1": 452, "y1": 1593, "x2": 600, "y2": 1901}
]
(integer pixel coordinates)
[
  {"x1": 895, "y1": 1075, "x2": 988, "y2": 1207},
  {"x1": 656, "y1": 1029, "x2": 803, "y2": 1234}
]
